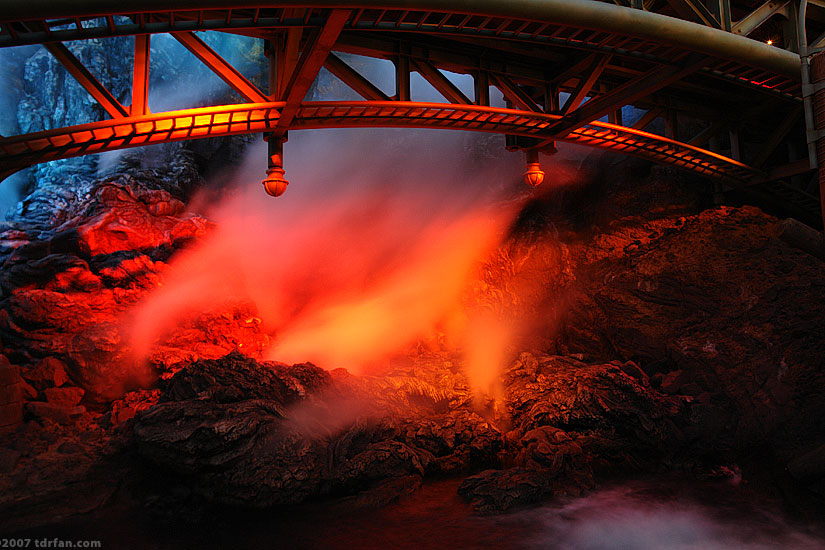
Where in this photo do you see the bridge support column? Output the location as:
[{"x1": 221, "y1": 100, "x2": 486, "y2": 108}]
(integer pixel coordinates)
[
  {"x1": 263, "y1": 134, "x2": 289, "y2": 197},
  {"x1": 810, "y1": 52, "x2": 825, "y2": 228}
]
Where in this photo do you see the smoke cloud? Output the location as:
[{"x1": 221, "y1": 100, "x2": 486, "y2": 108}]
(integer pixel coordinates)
[
  {"x1": 125, "y1": 126, "x2": 541, "y2": 399},
  {"x1": 524, "y1": 480, "x2": 825, "y2": 550}
]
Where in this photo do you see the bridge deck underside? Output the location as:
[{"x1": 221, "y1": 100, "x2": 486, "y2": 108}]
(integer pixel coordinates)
[
  {"x1": 0, "y1": 101, "x2": 759, "y2": 182},
  {"x1": 0, "y1": 0, "x2": 819, "y2": 222}
]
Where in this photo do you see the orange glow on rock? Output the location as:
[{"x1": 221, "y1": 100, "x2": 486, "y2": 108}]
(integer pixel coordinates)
[
  {"x1": 268, "y1": 212, "x2": 506, "y2": 369},
  {"x1": 124, "y1": 136, "x2": 530, "y2": 403}
]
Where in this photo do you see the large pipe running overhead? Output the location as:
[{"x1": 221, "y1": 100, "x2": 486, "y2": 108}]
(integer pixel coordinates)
[{"x1": 0, "y1": 0, "x2": 801, "y2": 77}]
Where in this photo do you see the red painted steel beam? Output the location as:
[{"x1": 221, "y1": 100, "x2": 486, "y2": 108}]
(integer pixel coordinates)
[
  {"x1": 547, "y1": 53, "x2": 603, "y2": 86},
  {"x1": 172, "y1": 31, "x2": 269, "y2": 103},
  {"x1": 474, "y1": 70, "x2": 490, "y2": 106},
  {"x1": 323, "y1": 52, "x2": 390, "y2": 101},
  {"x1": 560, "y1": 55, "x2": 611, "y2": 114},
  {"x1": 395, "y1": 55, "x2": 411, "y2": 101},
  {"x1": 550, "y1": 53, "x2": 708, "y2": 138},
  {"x1": 43, "y1": 42, "x2": 129, "y2": 119},
  {"x1": 0, "y1": 102, "x2": 285, "y2": 175},
  {"x1": 131, "y1": 34, "x2": 150, "y2": 116},
  {"x1": 276, "y1": 8, "x2": 350, "y2": 130},
  {"x1": 490, "y1": 73, "x2": 543, "y2": 112},
  {"x1": 412, "y1": 59, "x2": 472, "y2": 104}
]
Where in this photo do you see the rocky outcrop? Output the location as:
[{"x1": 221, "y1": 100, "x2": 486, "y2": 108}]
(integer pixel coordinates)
[
  {"x1": 0, "y1": 175, "x2": 260, "y2": 402},
  {"x1": 123, "y1": 347, "x2": 694, "y2": 515},
  {"x1": 133, "y1": 353, "x2": 503, "y2": 508},
  {"x1": 14, "y1": 35, "x2": 133, "y2": 188},
  {"x1": 556, "y1": 206, "x2": 825, "y2": 460},
  {"x1": 454, "y1": 353, "x2": 683, "y2": 513},
  {"x1": 0, "y1": 355, "x2": 23, "y2": 434},
  {"x1": 0, "y1": 402, "x2": 126, "y2": 534},
  {"x1": 1, "y1": 162, "x2": 824, "y2": 528}
]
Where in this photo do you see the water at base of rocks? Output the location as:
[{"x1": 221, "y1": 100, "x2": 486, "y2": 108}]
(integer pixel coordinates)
[{"x1": 18, "y1": 476, "x2": 825, "y2": 550}]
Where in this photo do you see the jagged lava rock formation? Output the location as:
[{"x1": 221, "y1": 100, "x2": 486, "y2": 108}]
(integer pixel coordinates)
[{"x1": 0, "y1": 161, "x2": 823, "y2": 532}]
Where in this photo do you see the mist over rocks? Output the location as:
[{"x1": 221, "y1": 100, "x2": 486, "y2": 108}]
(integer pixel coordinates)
[{"x1": 0, "y1": 140, "x2": 823, "y2": 531}]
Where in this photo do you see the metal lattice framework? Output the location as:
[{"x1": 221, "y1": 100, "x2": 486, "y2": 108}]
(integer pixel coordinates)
[
  {"x1": 1, "y1": 0, "x2": 822, "y2": 219},
  {"x1": 0, "y1": 101, "x2": 758, "y2": 181}
]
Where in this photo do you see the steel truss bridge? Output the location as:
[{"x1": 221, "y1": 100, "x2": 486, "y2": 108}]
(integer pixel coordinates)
[{"x1": 1, "y1": 0, "x2": 824, "y2": 221}]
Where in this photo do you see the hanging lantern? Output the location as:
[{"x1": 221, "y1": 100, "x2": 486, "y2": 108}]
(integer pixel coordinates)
[
  {"x1": 522, "y1": 149, "x2": 545, "y2": 187},
  {"x1": 262, "y1": 166, "x2": 289, "y2": 197}
]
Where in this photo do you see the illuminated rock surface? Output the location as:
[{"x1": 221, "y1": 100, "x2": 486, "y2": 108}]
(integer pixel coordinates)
[{"x1": 0, "y1": 164, "x2": 823, "y2": 535}]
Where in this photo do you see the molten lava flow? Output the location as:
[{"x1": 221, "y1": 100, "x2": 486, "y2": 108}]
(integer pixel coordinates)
[{"x1": 126, "y1": 130, "x2": 536, "y2": 403}]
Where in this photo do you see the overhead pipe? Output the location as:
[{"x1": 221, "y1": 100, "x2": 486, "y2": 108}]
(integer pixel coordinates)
[
  {"x1": 800, "y1": 0, "x2": 825, "y2": 229},
  {"x1": 0, "y1": 0, "x2": 801, "y2": 77},
  {"x1": 800, "y1": 0, "x2": 817, "y2": 170}
]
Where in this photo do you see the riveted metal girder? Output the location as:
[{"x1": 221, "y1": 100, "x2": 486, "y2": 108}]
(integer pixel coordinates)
[
  {"x1": 131, "y1": 34, "x2": 150, "y2": 116},
  {"x1": 275, "y1": 9, "x2": 350, "y2": 130},
  {"x1": 413, "y1": 59, "x2": 472, "y2": 104},
  {"x1": 664, "y1": 0, "x2": 720, "y2": 28},
  {"x1": 490, "y1": 74, "x2": 543, "y2": 112},
  {"x1": 43, "y1": 42, "x2": 129, "y2": 119},
  {"x1": 549, "y1": 53, "x2": 709, "y2": 137},
  {"x1": 732, "y1": 0, "x2": 791, "y2": 37},
  {"x1": 0, "y1": 101, "x2": 759, "y2": 184},
  {"x1": 324, "y1": 53, "x2": 390, "y2": 101},
  {"x1": 0, "y1": 0, "x2": 815, "y2": 221},
  {"x1": 560, "y1": 55, "x2": 611, "y2": 114},
  {"x1": 172, "y1": 31, "x2": 269, "y2": 103}
]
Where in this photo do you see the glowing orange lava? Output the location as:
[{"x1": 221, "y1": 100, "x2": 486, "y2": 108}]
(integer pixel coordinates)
[{"x1": 125, "y1": 133, "x2": 534, "y2": 402}]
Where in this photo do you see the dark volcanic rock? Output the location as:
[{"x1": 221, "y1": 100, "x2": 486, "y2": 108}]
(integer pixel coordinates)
[
  {"x1": 44, "y1": 386, "x2": 85, "y2": 407},
  {"x1": 159, "y1": 352, "x2": 330, "y2": 405},
  {"x1": 458, "y1": 468, "x2": 553, "y2": 514},
  {"x1": 20, "y1": 357, "x2": 69, "y2": 391},
  {"x1": 505, "y1": 353, "x2": 683, "y2": 464},
  {"x1": 458, "y1": 426, "x2": 598, "y2": 513},
  {"x1": 0, "y1": 356, "x2": 24, "y2": 434},
  {"x1": 62, "y1": 179, "x2": 209, "y2": 256},
  {"x1": 788, "y1": 444, "x2": 825, "y2": 496},
  {"x1": 25, "y1": 402, "x2": 86, "y2": 425},
  {"x1": 0, "y1": 408, "x2": 125, "y2": 534},
  {"x1": 0, "y1": 175, "x2": 260, "y2": 402},
  {"x1": 133, "y1": 355, "x2": 351, "y2": 506},
  {"x1": 558, "y1": 206, "x2": 825, "y2": 458},
  {"x1": 2, "y1": 151, "x2": 825, "y2": 529},
  {"x1": 134, "y1": 353, "x2": 503, "y2": 509}
]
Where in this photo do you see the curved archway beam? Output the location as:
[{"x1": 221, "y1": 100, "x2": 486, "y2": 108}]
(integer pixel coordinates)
[
  {"x1": 0, "y1": 101, "x2": 760, "y2": 184},
  {"x1": 0, "y1": 102, "x2": 285, "y2": 181}
]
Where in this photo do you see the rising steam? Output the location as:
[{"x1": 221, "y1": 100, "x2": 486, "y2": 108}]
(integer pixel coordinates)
[{"x1": 125, "y1": 128, "x2": 534, "y2": 398}]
